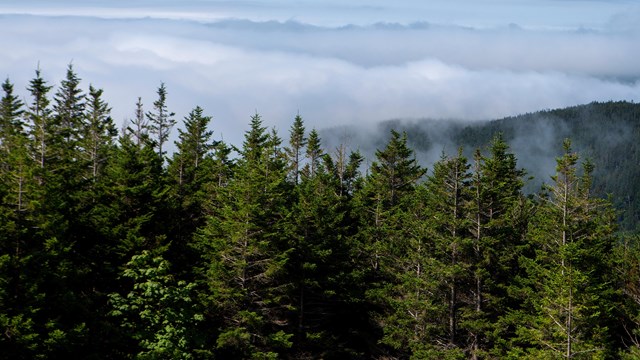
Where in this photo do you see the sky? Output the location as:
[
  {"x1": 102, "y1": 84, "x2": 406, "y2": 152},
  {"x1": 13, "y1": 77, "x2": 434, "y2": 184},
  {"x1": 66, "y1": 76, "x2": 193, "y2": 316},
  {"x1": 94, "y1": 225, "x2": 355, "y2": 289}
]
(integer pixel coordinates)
[{"x1": 0, "y1": 0, "x2": 638, "y2": 147}]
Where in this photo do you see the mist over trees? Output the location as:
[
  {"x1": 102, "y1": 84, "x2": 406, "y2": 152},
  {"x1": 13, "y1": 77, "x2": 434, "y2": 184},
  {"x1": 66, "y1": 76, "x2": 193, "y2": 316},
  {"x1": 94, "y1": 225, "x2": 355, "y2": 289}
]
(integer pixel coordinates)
[
  {"x1": 322, "y1": 101, "x2": 640, "y2": 231},
  {"x1": 1, "y1": 67, "x2": 640, "y2": 359}
]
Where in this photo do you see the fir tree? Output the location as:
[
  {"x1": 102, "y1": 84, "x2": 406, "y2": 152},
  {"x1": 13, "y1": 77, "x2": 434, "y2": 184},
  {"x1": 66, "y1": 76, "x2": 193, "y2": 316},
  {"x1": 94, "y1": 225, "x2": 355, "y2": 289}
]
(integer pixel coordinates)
[
  {"x1": 146, "y1": 83, "x2": 175, "y2": 159},
  {"x1": 52, "y1": 64, "x2": 85, "y2": 161},
  {"x1": 195, "y1": 113, "x2": 293, "y2": 358},
  {"x1": 353, "y1": 130, "x2": 426, "y2": 358},
  {"x1": 513, "y1": 140, "x2": 618, "y2": 358},
  {"x1": 167, "y1": 106, "x2": 215, "y2": 271},
  {"x1": 424, "y1": 149, "x2": 471, "y2": 356},
  {"x1": 126, "y1": 97, "x2": 149, "y2": 147},
  {"x1": 465, "y1": 135, "x2": 527, "y2": 358},
  {"x1": 81, "y1": 85, "x2": 116, "y2": 182},
  {"x1": 286, "y1": 114, "x2": 306, "y2": 185},
  {"x1": 0, "y1": 78, "x2": 24, "y2": 145},
  {"x1": 26, "y1": 68, "x2": 53, "y2": 171}
]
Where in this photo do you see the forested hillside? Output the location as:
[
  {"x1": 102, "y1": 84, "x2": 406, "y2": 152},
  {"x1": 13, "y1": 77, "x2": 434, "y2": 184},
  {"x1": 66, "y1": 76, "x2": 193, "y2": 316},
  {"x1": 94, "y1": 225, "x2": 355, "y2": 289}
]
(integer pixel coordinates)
[
  {"x1": 2, "y1": 67, "x2": 640, "y2": 359},
  {"x1": 324, "y1": 101, "x2": 640, "y2": 231}
]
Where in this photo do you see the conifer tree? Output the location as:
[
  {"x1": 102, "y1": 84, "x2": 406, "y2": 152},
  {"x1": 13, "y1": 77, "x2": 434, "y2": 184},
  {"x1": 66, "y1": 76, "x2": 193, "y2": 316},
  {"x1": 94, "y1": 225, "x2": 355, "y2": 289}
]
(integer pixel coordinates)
[
  {"x1": 146, "y1": 83, "x2": 175, "y2": 159},
  {"x1": 302, "y1": 129, "x2": 322, "y2": 179},
  {"x1": 100, "y1": 134, "x2": 169, "y2": 262},
  {"x1": 355, "y1": 130, "x2": 425, "y2": 273},
  {"x1": 0, "y1": 78, "x2": 24, "y2": 145},
  {"x1": 423, "y1": 149, "x2": 471, "y2": 356},
  {"x1": 169, "y1": 106, "x2": 214, "y2": 188},
  {"x1": 353, "y1": 130, "x2": 426, "y2": 357},
  {"x1": 26, "y1": 68, "x2": 53, "y2": 171},
  {"x1": 52, "y1": 64, "x2": 85, "y2": 162},
  {"x1": 126, "y1": 97, "x2": 149, "y2": 147},
  {"x1": 465, "y1": 135, "x2": 527, "y2": 358},
  {"x1": 195, "y1": 113, "x2": 293, "y2": 358},
  {"x1": 0, "y1": 77, "x2": 28, "y2": 214},
  {"x1": 0, "y1": 76, "x2": 42, "y2": 359},
  {"x1": 82, "y1": 85, "x2": 116, "y2": 182},
  {"x1": 167, "y1": 106, "x2": 215, "y2": 271},
  {"x1": 513, "y1": 140, "x2": 618, "y2": 358},
  {"x1": 287, "y1": 130, "x2": 367, "y2": 357},
  {"x1": 286, "y1": 114, "x2": 306, "y2": 185}
]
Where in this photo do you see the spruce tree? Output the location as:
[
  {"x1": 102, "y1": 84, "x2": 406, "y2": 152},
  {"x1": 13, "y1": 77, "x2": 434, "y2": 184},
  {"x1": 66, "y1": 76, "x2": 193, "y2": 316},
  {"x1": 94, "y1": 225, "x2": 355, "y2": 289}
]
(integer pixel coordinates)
[
  {"x1": 167, "y1": 106, "x2": 215, "y2": 271},
  {"x1": 194, "y1": 113, "x2": 293, "y2": 358},
  {"x1": 126, "y1": 97, "x2": 149, "y2": 147},
  {"x1": 52, "y1": 64, "x2": 85, "y2": 162},
  {"x1": 513, "y1": 140, "x2": 618, "y2": 358},
  {"x1": 81, "y1": 85, "x2": 116, "y2": 182},
  {"x1": 353, "y1": 130, "x2": 426, "y2": 357},
  {"x1": 0, "y1": 76, "x2": 42, "y2": 359},
  {"x1": 303, "y1": 129, "x2": 322, "y2": 179},
  {"x1": 146, "y1": 83, "x2": 175, "y2": 159},
  {"x1": 355, "y1": 129, "x2": 425, "y2": 273},
  {"x1": 286, "y1": 114, "x2": 306, "y2": 185},
  {"x1": 26, "y1": 68, "x2": 53, "y2": 172},
  {"x1": 465, "y1": 135, "x2": 528, "y2": 358},
  {"x1": 423, "y1": 149, "x2": 471, "y2": 357},
  {"x1": 0, "y1": 78, "x2": 24, "y2": 145}
]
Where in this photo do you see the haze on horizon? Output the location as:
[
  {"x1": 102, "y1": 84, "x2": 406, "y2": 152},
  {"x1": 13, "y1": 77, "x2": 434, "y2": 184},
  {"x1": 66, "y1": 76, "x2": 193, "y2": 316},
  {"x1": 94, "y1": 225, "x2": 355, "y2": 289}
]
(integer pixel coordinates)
[{"x1": 0, "y1": 0, "x2": 638, "y2": 146}]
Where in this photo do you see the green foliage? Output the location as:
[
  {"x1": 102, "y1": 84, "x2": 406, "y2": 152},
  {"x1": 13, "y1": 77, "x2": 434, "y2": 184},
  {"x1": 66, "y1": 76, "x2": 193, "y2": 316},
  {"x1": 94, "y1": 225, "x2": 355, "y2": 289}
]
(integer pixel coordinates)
[
  {"x1": 109, "y1": 250, "x2": 203, "y2": 359},
  {"x1": 0, "y1": 67, "x2": 638, "y2": 359},
  {"x1": 194, "y1": 113, "x2": 293, "y2": 358},
  {"x1": 512, "y1": 140, "x2": 619, "y2": 358},
  {"x1": 146, "y1": 82, "x2": 176, "y2": 158}
]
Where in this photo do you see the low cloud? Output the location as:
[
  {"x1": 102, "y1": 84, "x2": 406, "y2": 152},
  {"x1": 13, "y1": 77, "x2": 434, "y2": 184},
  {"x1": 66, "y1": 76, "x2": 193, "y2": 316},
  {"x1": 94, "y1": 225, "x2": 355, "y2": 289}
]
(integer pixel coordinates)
[{"x1": 0, "y1": 4, "x2": 637, "y2": 148}]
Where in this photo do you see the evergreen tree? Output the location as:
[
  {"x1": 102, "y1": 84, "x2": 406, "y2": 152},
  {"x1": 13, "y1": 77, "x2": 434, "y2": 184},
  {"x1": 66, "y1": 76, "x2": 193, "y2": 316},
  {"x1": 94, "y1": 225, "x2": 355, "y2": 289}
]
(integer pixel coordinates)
[
  {"x1": 195, "y1": 113, "x2": 293, "y2": 358},
  {"x1": 303, "y1": 129, "x2": 322, "y2": 179},
  {"x1": 146, "y1": 83, "x2": 175, "y2": 159},
  {"x1": 616, "y1": 234, "x2": 640, "y2": 359},
  {"x1": 355, "y1": 130, "x2": 425, "y2": 273},
  {"x1": 51, "y1": 64, "x2": 85, "y2": 162},
  {"x1": 169, "y1": 106, "x2": 214, "y2": 188},
  {"x1": 353, "y1": 130, "x2": 426, "y2": 357},
  {"x1": 465, "y1": 135, "x2": 528, "y2": 358},
  {"x1": 0, "y1": 78, "x2": 24, "y2": 145},
  {"x1": 81, "y1": 85, "x2": 116, "y2": 182},
  {"x1": 0, "y1": 76, "x2": 42, "y2": 360},
  {"x1": 100, "y1": 134, "x2": 170, "y2": 262},
  {"x1": 26, "y1": 68, "x2": 53, "y2": 171},
  {"x1": 423, "y1": 149, "x2": 471, "y2": 357},
  {"x1": 167, "y1": 106, "x2": 215, "y2": 271},
  {"x1": 288, "y1": 131, "x2": 368, "y2": 357},
  {"x1": 126, "y1": 97, "x2": 149, "y2": 147},
  {"x1": 286, "y1": 114, "x2": 306, "y2": 185},
  {"x1": 513, "y1": 140, "x2": 618, "y2": 358}
]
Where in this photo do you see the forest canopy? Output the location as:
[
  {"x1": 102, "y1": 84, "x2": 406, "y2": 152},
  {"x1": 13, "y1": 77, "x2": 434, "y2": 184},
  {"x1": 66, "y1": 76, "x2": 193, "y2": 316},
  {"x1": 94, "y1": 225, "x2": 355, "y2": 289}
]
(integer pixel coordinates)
[{"x1": 1, "y1": 67, "x2": 639, "y2": 359}]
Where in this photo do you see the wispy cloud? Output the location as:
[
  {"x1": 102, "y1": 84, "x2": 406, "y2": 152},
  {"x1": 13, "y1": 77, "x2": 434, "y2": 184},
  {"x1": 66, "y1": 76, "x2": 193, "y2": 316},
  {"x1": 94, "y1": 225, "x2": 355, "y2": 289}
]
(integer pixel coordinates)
[{"x1": 0, "y1": 1, "x2": 638, "y2": 147}]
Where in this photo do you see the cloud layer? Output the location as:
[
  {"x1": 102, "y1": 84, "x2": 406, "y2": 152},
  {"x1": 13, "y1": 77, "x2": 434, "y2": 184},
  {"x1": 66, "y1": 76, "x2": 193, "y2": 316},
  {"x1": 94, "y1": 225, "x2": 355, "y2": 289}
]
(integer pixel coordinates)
[{"x1": 0, "y1": 1, "x2": 638, "y2": 147}]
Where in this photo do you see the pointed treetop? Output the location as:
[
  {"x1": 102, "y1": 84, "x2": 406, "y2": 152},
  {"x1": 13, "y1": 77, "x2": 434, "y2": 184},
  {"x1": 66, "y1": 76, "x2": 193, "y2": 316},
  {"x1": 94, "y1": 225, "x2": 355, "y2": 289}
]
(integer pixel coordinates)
[{"x1": 146, "y1": 82, "x2": 176, "y2": 157}]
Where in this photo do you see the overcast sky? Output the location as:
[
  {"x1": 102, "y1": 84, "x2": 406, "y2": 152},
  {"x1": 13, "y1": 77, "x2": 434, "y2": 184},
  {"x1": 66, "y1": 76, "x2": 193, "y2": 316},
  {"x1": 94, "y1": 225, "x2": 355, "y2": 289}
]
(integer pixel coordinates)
[{"x1": 0, "y1": 0, "x2": 638, "y2": 146}]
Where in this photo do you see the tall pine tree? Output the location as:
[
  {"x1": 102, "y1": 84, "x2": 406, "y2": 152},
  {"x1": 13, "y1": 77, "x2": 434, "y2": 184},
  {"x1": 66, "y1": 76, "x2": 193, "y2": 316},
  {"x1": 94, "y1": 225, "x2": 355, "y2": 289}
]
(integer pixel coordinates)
[{"x1": 195, "y1": 113, "x2": 294, "y2": 358}]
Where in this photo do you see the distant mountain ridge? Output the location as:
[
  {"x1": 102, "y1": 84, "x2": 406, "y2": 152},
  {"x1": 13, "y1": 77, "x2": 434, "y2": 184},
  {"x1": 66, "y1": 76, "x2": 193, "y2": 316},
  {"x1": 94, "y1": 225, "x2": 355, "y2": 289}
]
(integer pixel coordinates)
[{"x1": 322, "y1": 101, "x2": 640, "y2": 230}]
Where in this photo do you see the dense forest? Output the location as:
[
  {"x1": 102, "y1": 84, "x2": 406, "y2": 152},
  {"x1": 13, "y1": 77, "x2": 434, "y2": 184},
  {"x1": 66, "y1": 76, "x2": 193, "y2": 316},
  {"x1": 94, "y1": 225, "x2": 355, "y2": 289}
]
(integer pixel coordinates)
[
  {"x1": 1, "y1": 66, "x2": 640, "y2": 359},
  {"x1": 323, "y1": 101, "x2": 640, "y2": 231}
]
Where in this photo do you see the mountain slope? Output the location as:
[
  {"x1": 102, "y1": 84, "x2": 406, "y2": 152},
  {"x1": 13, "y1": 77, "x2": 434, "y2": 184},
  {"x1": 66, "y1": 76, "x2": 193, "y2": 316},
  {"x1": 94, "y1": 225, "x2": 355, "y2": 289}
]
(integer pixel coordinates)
[{"x1": 322, "y1": 101, "x2": 640, "y2": 230}]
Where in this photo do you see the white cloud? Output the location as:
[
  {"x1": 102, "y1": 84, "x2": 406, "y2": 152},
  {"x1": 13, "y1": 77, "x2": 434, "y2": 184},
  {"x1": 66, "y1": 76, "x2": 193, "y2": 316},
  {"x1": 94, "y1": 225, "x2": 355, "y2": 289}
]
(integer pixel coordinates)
[{"x1": 0, "y1": 2, "x2": 637, "y2": 148}]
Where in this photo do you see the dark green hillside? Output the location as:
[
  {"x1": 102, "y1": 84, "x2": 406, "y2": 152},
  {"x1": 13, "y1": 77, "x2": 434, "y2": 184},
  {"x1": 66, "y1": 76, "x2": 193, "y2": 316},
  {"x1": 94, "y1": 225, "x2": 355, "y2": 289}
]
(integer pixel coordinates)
[
  {"x1": 460, "y1": 101, "x2": 640, "y2": 231},
  {"x1": 326, "y1": 101, "x2": 640, "y2": 230}
]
